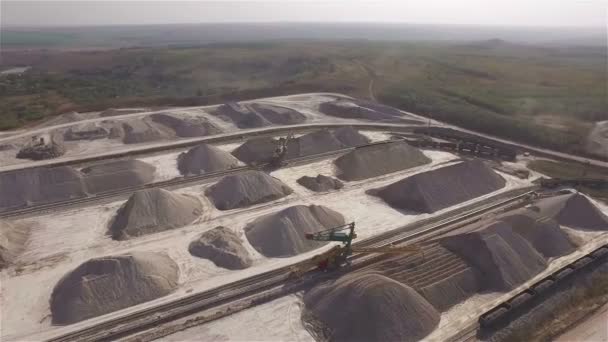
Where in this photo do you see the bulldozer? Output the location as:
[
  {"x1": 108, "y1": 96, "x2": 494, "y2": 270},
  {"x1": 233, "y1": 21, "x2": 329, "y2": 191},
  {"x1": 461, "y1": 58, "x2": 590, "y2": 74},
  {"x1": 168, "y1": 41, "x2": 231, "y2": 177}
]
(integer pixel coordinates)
[{"x1": 289, "y1": 222, "x2": 422, "y2": 278}]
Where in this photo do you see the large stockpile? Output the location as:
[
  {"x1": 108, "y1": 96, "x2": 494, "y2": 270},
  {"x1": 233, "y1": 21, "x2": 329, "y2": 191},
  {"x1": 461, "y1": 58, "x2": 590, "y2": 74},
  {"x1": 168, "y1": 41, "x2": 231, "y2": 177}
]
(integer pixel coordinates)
[
  {"x1": 16, "y1": 138, "x2": 66, "y2": 160},
  {"x1": 189, "y1": 226, "x2": 252, "y2": 270},
  {"x1": 177, "y1": 144, "x2": 241, "y2": 176},
  {"x1": 0, "y1": 220, "x2": 29, "y2": 269},
  {"x1": 334, "y1": 141, "x2": 431, "y2": 181},
  {"x1": 297, "y1": 175, "x2": 344, "y2": 192},
  {"x1": 205, "y1": 171, "x2": 293, "y2": 210},
  {"x1": 302, "y1": 273, "x2": 440, "y2": 342},
  {"x1": 533, "y1": 193, "x2": 608, "y2": 231},
  {"x1": 81, "y1": 160, "x2": 156, "y2": 194},
  {"x1": 250, "y1": 103, "x2": 307, "y2": 125},
  {"x1": 50, "y1": 252, "x2": 179, "y2": 325},
  {"x1": 231, "y1": 137, "x2": 278, "y2": 165},
  {"x1": 122, "y1": 119, "x2": 165, "y2": 144},
  {"x1": 286, "y1": 127, "x2": 370, "y2": 159},
  {"x1": 64, "y1": 123, "x2": 109, "y2": 141},
  {"x1": 109, "y1": 189, "x2": 203, "y2": 240},
  {"x1": 370, "y1": 160, "x2": 506, "y2": 213},
  {"x1": 150, "y1": 113, "x2": 222, "y2": 138},
  {"x1": 319, "y1": 99, "x2": 410, "y2": 122},
  {"x1": 245, "y1": 205, "x2": 344, "y2": 258},
  {"x1": 0, "y1": 166, "x2": 87, "y2": 211},
  {"x1": 213, "y1": 102, "x2": 271, "y2": 128},
  {"x1": 440, "y1": 214, "x2": 576, "y2": 292}
]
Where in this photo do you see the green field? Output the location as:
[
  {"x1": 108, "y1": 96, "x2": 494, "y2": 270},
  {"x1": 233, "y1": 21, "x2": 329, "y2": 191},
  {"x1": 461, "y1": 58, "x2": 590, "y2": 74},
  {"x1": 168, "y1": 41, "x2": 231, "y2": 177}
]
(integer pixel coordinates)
[{"x1": 1, "y1": 40, "x2": 605, "y2": 157}]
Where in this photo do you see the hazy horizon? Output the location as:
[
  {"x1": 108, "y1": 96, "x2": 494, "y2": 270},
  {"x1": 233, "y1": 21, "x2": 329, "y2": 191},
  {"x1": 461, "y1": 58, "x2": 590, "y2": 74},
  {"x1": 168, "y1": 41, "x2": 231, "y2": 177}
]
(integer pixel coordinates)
[{"x1": 2, "y1": 0, "x2": 606, "y2": 28}]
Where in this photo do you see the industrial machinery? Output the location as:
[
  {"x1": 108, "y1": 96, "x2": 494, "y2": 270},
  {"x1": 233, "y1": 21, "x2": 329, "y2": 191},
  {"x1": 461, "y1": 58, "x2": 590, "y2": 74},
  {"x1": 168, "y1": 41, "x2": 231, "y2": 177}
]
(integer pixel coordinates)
[
  {"x1": 289, "y1": 222, "x2": 422, "y2": 278},
  {"x1": 269, "y1": 133, "x2": 294, "y2": 168}
]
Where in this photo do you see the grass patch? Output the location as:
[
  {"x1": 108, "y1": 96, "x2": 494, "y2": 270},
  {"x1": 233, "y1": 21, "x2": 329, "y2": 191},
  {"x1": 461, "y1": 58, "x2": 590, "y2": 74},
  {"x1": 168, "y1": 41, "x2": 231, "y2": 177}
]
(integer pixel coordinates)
[{"x1": 528, "y1": 159, "x2": 608, "y2": 201}]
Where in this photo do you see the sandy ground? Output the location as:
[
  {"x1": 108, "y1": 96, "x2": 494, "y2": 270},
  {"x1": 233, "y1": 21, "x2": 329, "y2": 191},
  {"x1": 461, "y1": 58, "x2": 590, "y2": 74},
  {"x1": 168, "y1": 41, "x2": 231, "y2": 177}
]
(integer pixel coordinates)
[
  {"x1": 556, "y1": 303, "x2": 608, "y2": 342},
  {"x1": 586, "y1": 120, "x2": 608, "y2": 159}
]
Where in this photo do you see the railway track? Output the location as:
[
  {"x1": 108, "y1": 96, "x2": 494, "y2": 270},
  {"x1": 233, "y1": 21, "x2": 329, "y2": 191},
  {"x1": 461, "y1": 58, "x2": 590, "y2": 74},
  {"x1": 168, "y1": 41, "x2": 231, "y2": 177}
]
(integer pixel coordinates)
[
  {"x1": 44, "y1": 186, "x2": 537, "y2": 342},
  {"x1": 0, "y1": 138, "x2": 400, "y2": 218}
]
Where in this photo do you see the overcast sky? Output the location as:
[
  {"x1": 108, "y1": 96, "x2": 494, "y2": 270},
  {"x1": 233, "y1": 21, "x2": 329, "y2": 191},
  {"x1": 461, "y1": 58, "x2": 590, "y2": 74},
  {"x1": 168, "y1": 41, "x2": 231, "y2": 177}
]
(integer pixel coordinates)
[{"x1": 2, "y1": 0, "x2": 607, "y2": 28}]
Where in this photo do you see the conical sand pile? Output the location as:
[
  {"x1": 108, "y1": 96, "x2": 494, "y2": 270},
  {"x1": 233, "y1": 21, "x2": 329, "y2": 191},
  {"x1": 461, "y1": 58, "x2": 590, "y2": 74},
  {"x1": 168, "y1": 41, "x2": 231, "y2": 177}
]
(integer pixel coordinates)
[
  {"x1": 122, "y1": 119, "x2": 165, "y2": 144},
  {"x1": 150, "y1": 113, "x2": 222, "y2": 138},
  {"x1": 231, "y1": 137, "x2": 278, "y2": 165},
  {"x1": 334, "y1": 141, "x2": 431, "y2": 181},
  {"x1": 245, "y1": 205, "x2": 344, "y2": 258},
  {"x1": 213, "y1": 102, "x2": 271, "y2": 128},
  {"x1": 177, "y1": 144, "x2": 241, "y2": 176},
  {"x1": 371, "y1": 160, "x2": 506, "y2": 213},
  {"x1": 250, "y1": 103, "x2": 306, "y2": 125},
  {"x1": 0, "y1": 220, "x2": 29, "y2": 269},
  {"x1": 81, "y1": 160, "x2": 156, "y2": 194},
  {"x1": 110, "y1": 188, "x2": 203, "y2": 240},
  {"x1": 50, "y1": 252, "x2": 179, "y2": 325},
  {"x1": 189, "y1": 226, "x2": 252, "y2": 270},
  {"x1": 286, "y1": 128, "x2": 370, "y2": 159},
  {"x1": 533, "y1": 193, "x2": 608, "y2": 231},
  {"x1": 303, "y1": 273, "x2": 440, "y2": 342},
  {"x1": 206, "y1": 171, "x2": 293, "y2": 210}
]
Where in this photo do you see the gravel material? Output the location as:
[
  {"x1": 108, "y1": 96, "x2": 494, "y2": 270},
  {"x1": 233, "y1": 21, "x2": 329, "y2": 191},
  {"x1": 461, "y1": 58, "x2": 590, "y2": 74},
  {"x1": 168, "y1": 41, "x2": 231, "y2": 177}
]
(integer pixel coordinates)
[
  {"x1": 0, "y1": 220, "x2": 29, "y2": 269},
  {"x1": 231, "y1": 137, "x2": 278, "y2": 165},
  {"x1": 532, "y1": 193, "x2": 608, "y2": 231},
  {"x1": 189, "y1": 226, "x2": 252, "y2": 270},
  {"x1": 205, "y1": 171, "x2": 293, "y2": 210},
  {"x1": 334, "y1": 141, "x2": 431, "y2": 181},
  {"x1": 122, "y1": 119, "x2": 165, "y2": 144},
  {"x1": 109, "y1": 188, "x2": 203, "y2": 240},
  {"x1": 303, "y1": 273, "x2": 440, "y2": 342},
  {"x1": 319, "y1": 99, "x2": 409, "y2": 122},
  {"x1": 250, "y1": 103, "x2": 307, "y2": 125},
  {"x1": 245, "y1": 205, "x2": 344, "y2": 258},
  {"x1": 150, "y1": 113, "x2": 222, "y2": 138},
  {"x1": 81, "y1": 159, "x2": 156, "y2": 194},
  {"x1": 64, "y1": 123, "x2": 109, "y2": 141},
  {"x1": 213, "y1": 102, "x2": 271, "y2": 128},
  {"x1": 50, "y1": 252, "x2": 179, "y2": 325},
  {"x1": 177, "y1": 144, "x2": 241, "y2": 176},
  {"x1": 297, "y1": 175, "x2": 344, "y2": 192},
  {"x1": 370, "y1": 160, "x2": 506, "y2": 213}
]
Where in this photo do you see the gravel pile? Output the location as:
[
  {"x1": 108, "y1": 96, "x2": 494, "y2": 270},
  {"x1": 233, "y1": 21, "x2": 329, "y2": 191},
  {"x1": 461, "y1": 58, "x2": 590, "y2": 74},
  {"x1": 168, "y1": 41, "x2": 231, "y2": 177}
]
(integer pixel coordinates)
[
  {"x1": 50, "y1": 252, "x2": 179, "y2": 325},
  {"x1": 303, "y1": 273, "x2": 440, "y2": 342},
  {"x1": 81, "y1": 160, "x2": 156, "y2": 194},
  {"x1": 122, "y1": 119, "x2": 165, "y2": 144},
  {"x1": 0, "y1": 220, "x2": 29, "y2": 269},
  {"x1": 319, "y1": 99, "x2": 407, "y2": 122},
  {"x1": 213, "y1": 102, "x2": 271, "y2": 128},
  {"x1": 64, "y1": 123, "x2": 109, "y2": 141},
  {"x1": 150, "y1": 113, "x2": 222, "y2": 138},
  {"x1": 231, "y1": 137, "x2": 278, "y2": 165},
  {"x1": 533, "y1": 193, "x2": 608, "y2": 231},
  {"x1": 250, "y1": 103, "x2": 306, "y2": 125},
  {"x1": 371, "y1": 160, "x2": 505, "y2": 213},
  {"x1": 189, "y1": 226, "x2": 252, "y2": 270},
  {"x1": 206, "y1": 171, "x2": 293, "y2": 210},
  {"x1": 0, "y1": 166, "x2": 87, "y2": 211},
  {"x1": 297, "y1": 175, "x2": 344, "y2": 192},
  {"x1": 16, "y1": 139, "x2": 66, "y2": 160},
  {"x1": 335, "y1": 141, "x2": 431, "y2": 181},
  {"x1": 109, "y1": 188, "x2": 203, "y2": 240},
  {"x1": 177, "y1": 144, "x2": 241, "y2": 176},
  {"x1": 245, "y1": 205, "x2": 344, "y2": 258}
]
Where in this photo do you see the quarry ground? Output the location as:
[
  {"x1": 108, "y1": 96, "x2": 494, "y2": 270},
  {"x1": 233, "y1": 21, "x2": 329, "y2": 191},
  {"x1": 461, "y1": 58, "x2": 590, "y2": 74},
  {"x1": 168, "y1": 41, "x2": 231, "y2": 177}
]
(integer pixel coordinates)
[{"x1": 1, "y1": 93, "x2": 607, "y2": 342}]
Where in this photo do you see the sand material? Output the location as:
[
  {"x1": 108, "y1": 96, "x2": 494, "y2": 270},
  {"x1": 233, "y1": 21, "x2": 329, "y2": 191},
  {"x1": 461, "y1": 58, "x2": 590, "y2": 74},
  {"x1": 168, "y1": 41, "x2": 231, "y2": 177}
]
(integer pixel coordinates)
[
  {"x1": 297, "y1": 175, "x2": 344, "y2": 192},
  {"x1": 532, "y1": 193, "x2": 608, "y2": 231},
  {"x1": 245, "y1": 205, "x2": 344, "y2": 258},
  {"x1": 371, "y1": 160, "x2": 506, "y2": 213},
  {"x1": 213, "y1": 102, "x2": 271, "y2": 128},
  {"x1": 81, "y1": 160, "x2": 156, "y2": 194},
  {"x1": 250, "y1": 103, "x2": 306, "y2": 125},
  {"x1": 0, "y1": 220, "x2": 30, "y2": 269},
  {"x1": 335, "y1": 141, "x2": 431, "y2": 181},
  {"x1": 109, "y1": 188, "x2": 203, "y2": 240},
  {"x1": 303, "y1": 273, "x2": 440, "y2": 342},
  {"x1": 150, "y1": 113, "x2": 222, "y2": 138},
  {"x1": 0, "y1": 166, "x2": 87, "y2": 211},
  {"x1": 64, "y1": 123, "x2": 109, "y2": 141},
  {"x1": 319, "y1": 99, "x2": 406, "y2": 122},
  {"x1": 189, "y1": 226, "x2": 252, "y2": 270},
  {"x1": 177, "y1": 144, "x2": 241, "y2": 176},
  {"x1": 286, "y1": 127, "x2": 370, "y2": 159},
  {"x1": 206, "y1": 171, "x2": 293, "y2": 210},
  {"x1": 231, "y1": 137, "x2": 278, "y2": 165},
  {"x1": 50, "y1": 252, "x2": 178, "y2": 325},
  {"x1": 122, "y1": 119, "x2": 165, "y2": 144}
]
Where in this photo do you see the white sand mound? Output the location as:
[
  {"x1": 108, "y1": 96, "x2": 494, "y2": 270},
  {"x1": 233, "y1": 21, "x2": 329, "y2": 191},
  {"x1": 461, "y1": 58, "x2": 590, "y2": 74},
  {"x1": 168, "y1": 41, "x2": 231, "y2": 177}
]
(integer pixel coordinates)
[
  {"x1": 0, "y1": 166, "x2": 87, "y2": 211},
  {"x1": 150, "y1": 113, "x2": 222, "y2": 138},
  {"x1": 110, "y1": 188, "x2": 203, "y2": 240},
  {"x1": 297, "y1": 175, "x2": 344, "y2": 192},
  {"x1": 189, "y1": 226, "x2": 252, "y2": 270},
  {"x1": 303, "y1": 273, "x2": 440, "y2": 342},
  {"x1": 245, "y1": 205, "x2": 344, "y2": 258},
  {"x1": 335, "y1": 141, "x2": 431, "y2": 181},
  {"x1": 50, "y1": 252, "x2": 179, "y2": 325},
  {"x1": 81, "y1": 159, "x2": 156, "y2": 194},
  {"x1": 177, "y1": 144, "x2": 240, "y2": 176},
  {"x1": 371, "y1": 160, "x2": 506, "y2": 213},
  {"x1": 206, "y1": 171, "x2": 293, "y2": 210},
  {"x1": 532, "y1": 193, "x2": 608, "y2": 231},
  {"x1": 0, "y1": 220, "x2": 29, "y2": 269}
]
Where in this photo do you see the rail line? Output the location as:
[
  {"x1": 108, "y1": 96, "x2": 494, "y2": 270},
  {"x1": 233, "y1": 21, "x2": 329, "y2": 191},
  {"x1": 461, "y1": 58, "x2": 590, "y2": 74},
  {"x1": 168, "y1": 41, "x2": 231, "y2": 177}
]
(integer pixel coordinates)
[{"x1": 44, "y1": 186, "x2": 537, "y2": 342}]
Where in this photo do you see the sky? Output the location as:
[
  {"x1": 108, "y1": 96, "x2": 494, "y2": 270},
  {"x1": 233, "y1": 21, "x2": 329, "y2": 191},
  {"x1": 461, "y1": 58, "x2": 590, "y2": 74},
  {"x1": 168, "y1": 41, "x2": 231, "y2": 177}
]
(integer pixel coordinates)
[{"x1": 1, "y1": 0, "x2": 607, "y2": 28}]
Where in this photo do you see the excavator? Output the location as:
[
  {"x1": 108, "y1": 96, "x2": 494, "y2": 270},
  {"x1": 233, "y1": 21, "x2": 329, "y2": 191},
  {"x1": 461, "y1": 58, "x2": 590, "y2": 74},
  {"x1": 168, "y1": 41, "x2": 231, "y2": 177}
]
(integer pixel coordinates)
[{"x1": 289, "y1": 222, "x2": 422, "y2": 278}]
